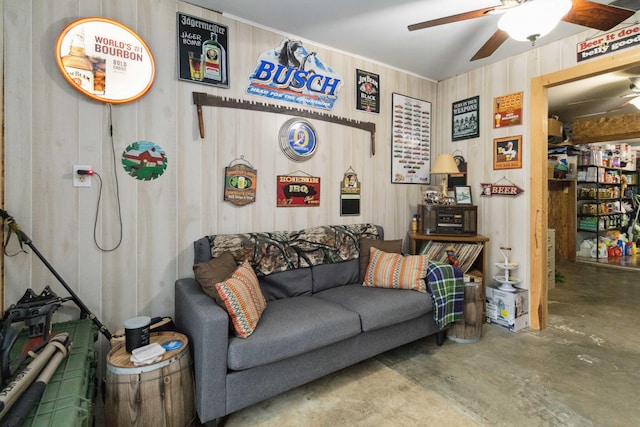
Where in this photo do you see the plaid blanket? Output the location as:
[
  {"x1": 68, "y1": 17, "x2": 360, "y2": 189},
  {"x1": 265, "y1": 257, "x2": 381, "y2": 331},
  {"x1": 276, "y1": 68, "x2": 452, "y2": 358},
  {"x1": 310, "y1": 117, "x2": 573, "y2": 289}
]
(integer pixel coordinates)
[{"x1": 426, "y1": 261, "x2": 464, "y2": 328}]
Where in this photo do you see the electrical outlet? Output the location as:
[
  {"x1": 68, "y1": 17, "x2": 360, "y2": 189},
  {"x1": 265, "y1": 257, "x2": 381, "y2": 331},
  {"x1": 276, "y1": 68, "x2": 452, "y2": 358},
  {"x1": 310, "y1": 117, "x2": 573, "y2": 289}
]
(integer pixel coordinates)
[{"x1": 73, "y1": 165, "x2": 92, "y2": 187}]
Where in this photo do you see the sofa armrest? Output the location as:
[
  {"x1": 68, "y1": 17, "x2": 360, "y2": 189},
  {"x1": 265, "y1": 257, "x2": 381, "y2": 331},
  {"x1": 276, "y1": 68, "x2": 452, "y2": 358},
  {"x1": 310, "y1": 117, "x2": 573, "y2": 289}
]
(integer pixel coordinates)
[{"x1": 175, "y1": 278, "x2": 229, "y2": 423}]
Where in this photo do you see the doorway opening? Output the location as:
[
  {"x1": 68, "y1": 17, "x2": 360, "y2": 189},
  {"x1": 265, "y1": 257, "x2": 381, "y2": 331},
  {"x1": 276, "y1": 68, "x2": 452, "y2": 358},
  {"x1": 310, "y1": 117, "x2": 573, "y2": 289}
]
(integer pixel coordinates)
[{"x1": 529, "y1": 49, "x2": 640, "y2": 330}]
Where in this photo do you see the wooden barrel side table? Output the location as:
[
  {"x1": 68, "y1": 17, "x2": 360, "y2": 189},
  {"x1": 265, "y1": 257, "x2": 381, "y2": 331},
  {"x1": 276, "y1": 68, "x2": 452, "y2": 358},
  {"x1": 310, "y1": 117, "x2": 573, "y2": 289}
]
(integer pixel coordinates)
[
  {"x1": 448, "y1": 281, "x2": 484, "y2": 343},
  {"x1": 104, "y1": 331, "x2": 195, "y2": 427}
]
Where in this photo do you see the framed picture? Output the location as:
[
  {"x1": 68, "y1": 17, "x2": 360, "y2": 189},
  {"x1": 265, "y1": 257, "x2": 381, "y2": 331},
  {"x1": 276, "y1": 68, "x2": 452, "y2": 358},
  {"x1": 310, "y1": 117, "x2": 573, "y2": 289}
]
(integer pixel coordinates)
[
  {"x1": 448, "y1": 154, "x2": 467, "y2": 190},
  {"x1": 391, "y1": 93, "x2": 431, "y2": 184},
  {"x1": 177, "y1": 13, "x2": 229, "y2": 88},
  {"x1": 452, "y1": 96, "x2": 479, "y2": 141},
  {"x1": 355, "y1": 69, "x2": 380, "y2": 113},
  {"x1": 493, "y1": 92, "x2": 523, "y2": 128},
  {"x1": 493, "y1": 135, "x2": 522, "y2": 170},
  {"x1": 454, "y1": 186, "x2": 472, "y2": 205}
]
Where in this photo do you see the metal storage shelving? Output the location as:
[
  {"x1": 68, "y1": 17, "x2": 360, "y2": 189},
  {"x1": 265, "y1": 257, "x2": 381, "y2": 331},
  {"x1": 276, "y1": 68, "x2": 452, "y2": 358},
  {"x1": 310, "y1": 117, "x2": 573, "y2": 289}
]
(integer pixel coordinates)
[{"x1": 576, "y1": 165, "x2": 623, "y2": 260}]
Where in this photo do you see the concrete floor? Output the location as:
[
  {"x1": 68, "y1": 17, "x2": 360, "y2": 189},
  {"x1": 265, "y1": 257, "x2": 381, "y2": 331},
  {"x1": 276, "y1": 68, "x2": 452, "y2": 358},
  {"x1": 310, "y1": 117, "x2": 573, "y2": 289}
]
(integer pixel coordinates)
[{"x1": 98, "y1": 260, "x2": 640, "y2": 426}]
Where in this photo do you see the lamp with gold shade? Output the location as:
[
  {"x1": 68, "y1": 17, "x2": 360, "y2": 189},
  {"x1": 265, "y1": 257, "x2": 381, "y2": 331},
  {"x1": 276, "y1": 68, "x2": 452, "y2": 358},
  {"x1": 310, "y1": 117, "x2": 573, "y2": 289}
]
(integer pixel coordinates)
[{"x1": 431, "y1": 153, "x2": 460, "y2": 200}]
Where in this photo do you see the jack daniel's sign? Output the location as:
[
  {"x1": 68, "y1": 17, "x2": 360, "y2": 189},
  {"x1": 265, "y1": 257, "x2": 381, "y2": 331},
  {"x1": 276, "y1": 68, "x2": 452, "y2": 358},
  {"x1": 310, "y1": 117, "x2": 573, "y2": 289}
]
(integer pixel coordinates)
[{"x1": 247, "y1": 39, "x2": 343, "y2": 110}]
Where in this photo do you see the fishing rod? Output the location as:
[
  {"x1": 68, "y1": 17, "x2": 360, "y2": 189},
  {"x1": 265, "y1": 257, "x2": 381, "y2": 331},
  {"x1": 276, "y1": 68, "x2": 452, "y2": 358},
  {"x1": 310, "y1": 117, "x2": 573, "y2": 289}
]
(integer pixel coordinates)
[
  {"x1": 0, "y1": 333, "x2": 70, "y2": 422},
  {"x1": 0, "y1": 209, "x2": 112, "y2": 341}
]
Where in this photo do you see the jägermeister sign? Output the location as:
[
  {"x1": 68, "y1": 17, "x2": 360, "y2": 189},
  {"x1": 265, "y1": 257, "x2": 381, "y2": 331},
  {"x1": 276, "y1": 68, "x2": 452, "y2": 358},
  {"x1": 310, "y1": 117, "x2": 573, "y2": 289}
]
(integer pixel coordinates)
[{"x1": 177, "y1": 13, "x2": 229, "y2": 88}]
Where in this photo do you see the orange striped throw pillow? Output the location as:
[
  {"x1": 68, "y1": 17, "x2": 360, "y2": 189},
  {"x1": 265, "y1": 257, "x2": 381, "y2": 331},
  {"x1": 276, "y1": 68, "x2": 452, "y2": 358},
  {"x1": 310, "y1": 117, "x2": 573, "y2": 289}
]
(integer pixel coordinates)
[
  {"x1": 215, "y1": 261, "x2": 267, "y2": 338},
  {"x1": 363, "y1": 247, "x2": 428, "y2": 293}
]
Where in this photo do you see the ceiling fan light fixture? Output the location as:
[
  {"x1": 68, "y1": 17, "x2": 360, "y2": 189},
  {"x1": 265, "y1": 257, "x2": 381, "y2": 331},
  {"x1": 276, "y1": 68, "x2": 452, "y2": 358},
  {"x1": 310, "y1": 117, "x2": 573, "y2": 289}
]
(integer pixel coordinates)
[
  {"x1": 498, "y1": 0, "x2": 572, "y2": 45},
  {"x1": 629, "y1": 96, "x2": 640, "y2": 110}
]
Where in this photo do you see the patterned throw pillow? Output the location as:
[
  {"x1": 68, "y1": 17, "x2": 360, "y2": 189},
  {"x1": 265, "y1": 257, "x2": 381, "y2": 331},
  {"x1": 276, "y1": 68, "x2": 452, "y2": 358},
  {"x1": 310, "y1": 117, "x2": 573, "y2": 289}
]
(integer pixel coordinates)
[
  {"x1": 215, "y1": 261, "x2": 267, "y2": 338},
  {"x1": 358, "y1": 238, "x2": 403, "y2": 283},
  {"x1": 363, "y1": 247, "x2": 428, "y2": 293}
]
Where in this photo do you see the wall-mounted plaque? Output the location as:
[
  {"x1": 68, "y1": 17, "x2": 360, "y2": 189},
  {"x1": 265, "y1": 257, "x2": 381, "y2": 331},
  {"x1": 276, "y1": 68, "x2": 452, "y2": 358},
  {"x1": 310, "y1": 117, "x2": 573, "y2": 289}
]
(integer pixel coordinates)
[
  {"x1": 55, "y1": 17, "x2": 155, "y2": 103},
  {"x1": 224, "y1": 159, "x2": 257, "y2": 206},
  {"x1": 277, "y1": 174, "x2": 320, "y2": 207},
  {"x1": 177, "y1": 13, "x2": 229, "y2": 88},
  {"x1": 340, "y1": 168, "x2": 361, "y2": 216}
]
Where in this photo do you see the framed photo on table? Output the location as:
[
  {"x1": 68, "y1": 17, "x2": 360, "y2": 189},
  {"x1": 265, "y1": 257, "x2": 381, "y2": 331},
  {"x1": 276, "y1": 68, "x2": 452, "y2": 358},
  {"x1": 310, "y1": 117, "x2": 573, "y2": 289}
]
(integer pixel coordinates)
[{"x1": 454, "y1": 186, "x2": 472, "y2": 204}]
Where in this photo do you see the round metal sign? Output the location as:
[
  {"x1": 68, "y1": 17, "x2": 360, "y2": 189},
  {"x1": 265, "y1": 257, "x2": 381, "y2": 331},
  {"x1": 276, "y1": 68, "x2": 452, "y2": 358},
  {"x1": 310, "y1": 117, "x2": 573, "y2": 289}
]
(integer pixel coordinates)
[{"x1": 279, "y1": 118, "x2": 318, "y2": 162}]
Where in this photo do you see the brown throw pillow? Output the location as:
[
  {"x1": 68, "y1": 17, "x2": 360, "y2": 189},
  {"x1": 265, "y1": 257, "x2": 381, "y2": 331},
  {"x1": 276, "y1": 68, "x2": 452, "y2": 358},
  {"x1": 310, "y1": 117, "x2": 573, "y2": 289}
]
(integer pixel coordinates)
[
  {"x1": 193, "y1": 252, "x2": 238, "y2": 305},
  {"x1": 358, "y1": 238, "x2": 402, "y2": 283}
]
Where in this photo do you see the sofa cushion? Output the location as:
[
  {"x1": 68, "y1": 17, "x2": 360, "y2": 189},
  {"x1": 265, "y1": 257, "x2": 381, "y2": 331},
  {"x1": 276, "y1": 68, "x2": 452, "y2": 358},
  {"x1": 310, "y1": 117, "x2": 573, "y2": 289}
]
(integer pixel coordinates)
[
  {"x1": 258, "y1": 267, "x2": 313, "y2": 301},
  {"x1": 315, "y1": 284, "x2": 433, "y2": 332},
  {"x1": 363, "y1": 247, "x2": 428, "y2": 293},
  {"x1": 193, "y1": 251, "x2": 238, "y2": 305},
  {"x1": 227, "y1": 296, "x2": 361, "y2": 370},
  {"x1": 194, "y1": 237, "x2": 214, "y2": 264},
  {"x1": 205, "y1": 224, "x2": 380, "y2": 277},
  {"x1": 311, "y1": 259, "x2": 359, "y2": 293},
  {"x1": 215, "y1": 262, "x2": 267, "y2": 338},
  {"x1": 358, "y1": 238, "x2": 402, "y2": 283}
]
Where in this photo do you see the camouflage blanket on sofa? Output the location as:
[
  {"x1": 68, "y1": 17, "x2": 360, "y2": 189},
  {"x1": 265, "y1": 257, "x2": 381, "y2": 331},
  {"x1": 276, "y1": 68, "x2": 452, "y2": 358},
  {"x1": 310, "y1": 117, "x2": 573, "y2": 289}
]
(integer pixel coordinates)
[{"x1": 205, "y1": 224, "x2": 379, "y2": 277}]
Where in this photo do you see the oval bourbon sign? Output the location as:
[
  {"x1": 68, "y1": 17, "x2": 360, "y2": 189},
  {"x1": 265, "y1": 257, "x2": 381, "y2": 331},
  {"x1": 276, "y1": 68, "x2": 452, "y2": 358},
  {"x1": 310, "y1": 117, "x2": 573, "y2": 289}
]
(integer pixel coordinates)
[{"x1": 55, "y1": 17, "x2": 155, "y2": 104}]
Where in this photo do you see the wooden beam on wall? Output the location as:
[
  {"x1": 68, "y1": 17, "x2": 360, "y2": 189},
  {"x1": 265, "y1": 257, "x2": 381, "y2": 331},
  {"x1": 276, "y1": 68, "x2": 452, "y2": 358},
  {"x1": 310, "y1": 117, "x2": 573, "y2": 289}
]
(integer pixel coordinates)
[
  {"x1": 530, "y1": 75, "x2": 548, "y2": 331},
  {"x1": 572, "y1": 112, "x2": 640, "y2": 145}
]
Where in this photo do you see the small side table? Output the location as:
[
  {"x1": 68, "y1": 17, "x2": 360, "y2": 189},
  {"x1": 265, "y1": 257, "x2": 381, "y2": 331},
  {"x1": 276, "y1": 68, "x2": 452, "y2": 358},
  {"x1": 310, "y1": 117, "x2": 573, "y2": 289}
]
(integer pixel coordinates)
[
  {"x1": 407, "y1": 232, "x2": 489, "y2": 342},
  {"x1": 104, "y1": 331, "x2": 195, "y2": 426},
  {"x1": 448, "y1": 280, "x2": 484, "y2": 343}
]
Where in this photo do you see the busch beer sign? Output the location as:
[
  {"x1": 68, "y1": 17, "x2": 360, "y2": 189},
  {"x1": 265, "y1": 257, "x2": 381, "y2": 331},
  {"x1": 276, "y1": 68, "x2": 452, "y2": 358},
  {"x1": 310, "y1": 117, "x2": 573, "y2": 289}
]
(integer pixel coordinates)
[{"x1": 247, "y1": 39, "x2": 343, "y2": 110}]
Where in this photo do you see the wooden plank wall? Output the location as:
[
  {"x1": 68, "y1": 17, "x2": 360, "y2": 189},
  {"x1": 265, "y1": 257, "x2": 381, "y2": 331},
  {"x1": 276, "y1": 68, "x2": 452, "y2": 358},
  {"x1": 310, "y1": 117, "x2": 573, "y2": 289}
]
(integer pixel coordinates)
[
  {"x1": 2, "y1": 0, "x2": 434, "y2": 337},
  {"x1": 548, "y1": 180, "x2": 576, "y2": 262},
  {"x1": 4, "y1": 0, "x2": 638, "y2": 344}
]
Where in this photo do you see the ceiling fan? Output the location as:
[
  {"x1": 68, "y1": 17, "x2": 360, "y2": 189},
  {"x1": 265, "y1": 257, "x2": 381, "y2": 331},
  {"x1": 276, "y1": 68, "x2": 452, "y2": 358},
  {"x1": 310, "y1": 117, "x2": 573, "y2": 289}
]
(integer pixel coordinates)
[
  {"x1": 408, "y1": 0, "x2": 635, "y2": 61},
  {"x1": 567, "y1": 77, "x2": 640, "y2": 119}
]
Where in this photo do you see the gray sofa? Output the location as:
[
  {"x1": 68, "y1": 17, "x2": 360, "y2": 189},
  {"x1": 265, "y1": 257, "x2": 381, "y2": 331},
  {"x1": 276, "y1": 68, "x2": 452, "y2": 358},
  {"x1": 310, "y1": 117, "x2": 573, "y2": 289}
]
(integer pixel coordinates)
[{"x1": 175, "y1": 224, "x2": 452, "y2": 425}]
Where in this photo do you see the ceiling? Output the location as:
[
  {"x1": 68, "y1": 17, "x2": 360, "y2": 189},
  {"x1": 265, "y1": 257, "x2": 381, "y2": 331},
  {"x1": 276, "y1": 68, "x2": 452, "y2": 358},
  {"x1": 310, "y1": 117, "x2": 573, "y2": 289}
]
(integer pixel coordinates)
[
  {"x1": 548, "y1": 65, "x2": 640, "y2": 123},
  {"x1": 185, "y1": 0, "x2": 640, "y2": 124}
]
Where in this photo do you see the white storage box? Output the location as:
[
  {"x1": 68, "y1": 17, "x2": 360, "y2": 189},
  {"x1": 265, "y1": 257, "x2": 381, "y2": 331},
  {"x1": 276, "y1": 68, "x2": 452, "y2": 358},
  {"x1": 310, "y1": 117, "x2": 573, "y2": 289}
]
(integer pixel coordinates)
[{"x1": 486, "y1": 285, "x2": 529, "y2": 332}]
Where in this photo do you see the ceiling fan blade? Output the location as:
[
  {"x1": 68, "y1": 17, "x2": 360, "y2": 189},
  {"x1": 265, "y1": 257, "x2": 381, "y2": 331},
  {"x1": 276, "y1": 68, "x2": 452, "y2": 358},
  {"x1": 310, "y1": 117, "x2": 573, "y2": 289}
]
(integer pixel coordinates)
[
  {"x1": 562, "y1": 0, "x2": 635, "y2": 31},
  {"x1": 408, "y1": 6, "x2": 499, "y2": 31},
  {"x1": 571, "y1": 97, "x2": 637, "y2": 119},
  {"x1": 568, "y1": 93, "x2": 637, "y2": 105},
  {"x1": 471, "y1": 29, "x2": 509, "y2": 61}
]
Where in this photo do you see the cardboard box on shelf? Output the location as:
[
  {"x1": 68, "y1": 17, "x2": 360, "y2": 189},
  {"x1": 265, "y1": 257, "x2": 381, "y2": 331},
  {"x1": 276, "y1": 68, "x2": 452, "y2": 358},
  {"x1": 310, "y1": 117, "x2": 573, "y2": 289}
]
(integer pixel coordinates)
[
  {"x1": 548, "y1": 118, "x2": 563, "y2": 138},
  {"x1": 486, "y1": 284, "x2": 529, "y2": 332}
]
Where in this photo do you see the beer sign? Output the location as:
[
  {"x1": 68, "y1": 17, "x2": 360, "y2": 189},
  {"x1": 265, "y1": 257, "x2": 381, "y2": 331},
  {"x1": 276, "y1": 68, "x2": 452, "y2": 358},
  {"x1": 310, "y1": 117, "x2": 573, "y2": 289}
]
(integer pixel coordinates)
[
  {"x1": 224, "y1": 163, "x2": 257, "y2": 206},
  {"x1": 493, "y1": 92, "x2": 523, "y2": 128},
  {"x1": 247, "y1": 39, "x2": 343, "y2": 110},
  {"x1": 480, "y1": 182, "x2": 524, "y2": 197},
  {"x1": 577, "y1": 24, "x2": 640, "y2": 62}
]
